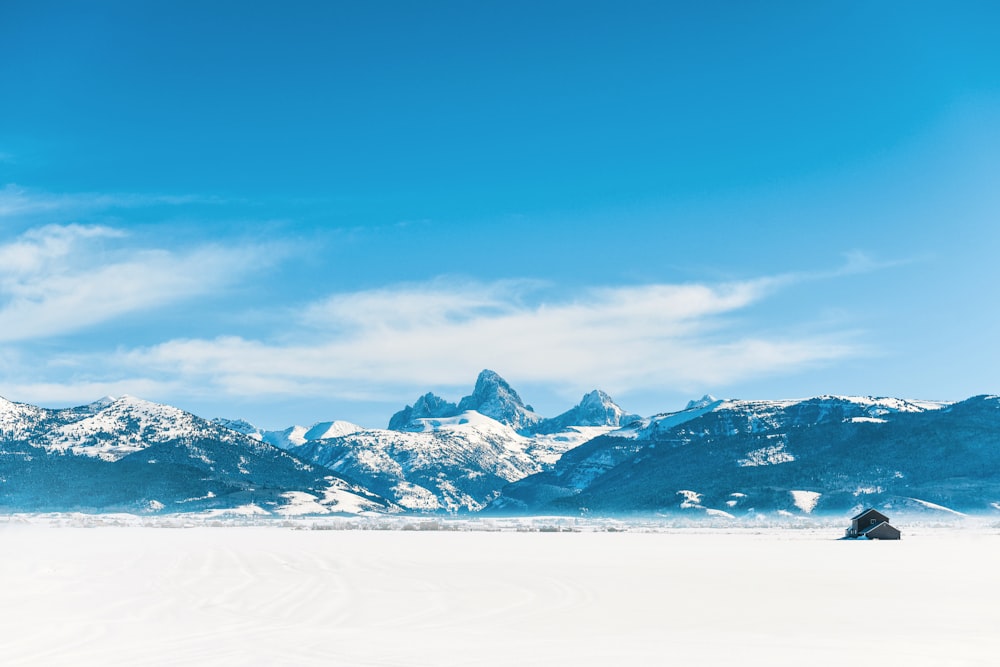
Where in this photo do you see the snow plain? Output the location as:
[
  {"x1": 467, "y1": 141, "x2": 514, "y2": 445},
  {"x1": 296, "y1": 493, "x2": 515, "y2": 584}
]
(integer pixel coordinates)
[{"x1": 1, "y1": 517, "x2": 998, "y2": 666}]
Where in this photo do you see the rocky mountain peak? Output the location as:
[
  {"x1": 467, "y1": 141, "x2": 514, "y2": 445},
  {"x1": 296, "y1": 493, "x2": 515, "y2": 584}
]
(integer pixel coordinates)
[
  {"x1": 414, "y1": 391, "x2": 459, "y2": 415},
  {"x1": 457, "y1": 370, "x2": 541, "y2": 433},
  {"x1": 579, "y1": 389, "x2": 613, "y2": 409},
  {"x1": 576, "y1": 390, "x2": 639, "y2": 424},
  {"x1": 460, "y1": 369, "x2": 526, "y2": 408},
  {"x1": 533, "y1": 389, "x2": 640, "y2": 434},
  {"x1": 388, "y1": 391, "x2": 459, "y2": 431}
]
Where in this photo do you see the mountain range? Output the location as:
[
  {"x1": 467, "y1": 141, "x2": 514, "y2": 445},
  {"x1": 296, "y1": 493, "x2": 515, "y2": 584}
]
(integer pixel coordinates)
[
  {"x1": 258, "y1": 370, "x2": 639, "y2": 512},
  {"x1": 2, "y1": 370, "x2": 1000, "y2": 517},
  {"x1": 490, "y1": 394, "x2": 1000, "y2": 516},
  {"x1": 0, "y1": 394, "x2": 391, "y2": 515}
]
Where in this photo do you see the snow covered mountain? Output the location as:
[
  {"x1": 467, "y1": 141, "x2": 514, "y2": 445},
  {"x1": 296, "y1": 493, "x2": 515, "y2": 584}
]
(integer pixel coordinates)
[
  {"x1": 388, "y1": 369, "x2": 545, "y2": 433},
  {"x1": 0, "y1": 395, "x2": 393, "y2": 515},
  {"x1": 490, "y1": 394, "x2": 1000, "y2": 516},
  {"x1": 389, "y1": 369, "x2": 636, "y2": 435},
  {"x1": 387, "y1": 392, "x2": 461, "y2": 431},
  {"x1": 534, "y1": 389, "x2": 641, "y2": 434},
  {"x1": 291, "y1": 411, "x2": 537, "y2": 512},
  {"x1": 455, "y1": 370, "x2": 544, "y2": 433},
  {"x1": 7, "y1": 384, "x2": 1000, "y2": 517},
  {"x1": 277, "y1": 371, "x2": 636, "y2": 511},
  {"x1": 214, "y1": 417, "x2": 364, "y2": 450}
]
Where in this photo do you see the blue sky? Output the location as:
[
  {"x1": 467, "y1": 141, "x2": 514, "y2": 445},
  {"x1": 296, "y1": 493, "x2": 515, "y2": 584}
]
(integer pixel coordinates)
[{"x1": 1, "y1": 2, "x2": 999, "y2": 428}]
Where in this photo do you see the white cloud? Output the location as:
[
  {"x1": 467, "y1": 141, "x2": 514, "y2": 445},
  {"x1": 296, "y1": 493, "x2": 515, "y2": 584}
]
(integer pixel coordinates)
[
  {"x1": 0, "y1": 224, "x2": 269, "y2": 342},
  {"x1": 0, "y1": 183, "x2": 213, "y2": 219},
  {"x1": 300, "y1": 277, "x2": 545, "y2": 331},
  {"x1": 823, "y1": 249, "x2": 920, "y2": 278},
  {"x1": 0, "y1": 184, "x2": 68, "y2": 217},
  {"x1": 0, "y1": 223, "x2": 125, "y2": 274},
  {"x1": 0, "y1": 199, "x2": 874, "y2": 410},
  {"x1": 120, "y1": 276, "x2": 860, "y2": 401},
  {"x1": 2, "y1": 378, "x2": 181, "y2": 406}
]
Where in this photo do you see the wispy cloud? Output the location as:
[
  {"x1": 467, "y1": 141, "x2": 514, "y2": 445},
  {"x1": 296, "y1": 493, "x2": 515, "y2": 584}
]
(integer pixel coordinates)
[
  {"x1": 0, "y1": 223, "x2": 272, "y2": 342},
  {"x1": 0, "y1": 204, "x2": 881, "y2": 411},
  {"x1": 0, "y1": 223, "x2": 125, "y2": 274},
  {"x1": 823, "y1": 249, "x2": 922, "y2": 277},
  {"x1": 2, "y1": 378, "x2": 182, "y2": 406},
  {"x1": 0, "y1": 183, "x2": 216, "y2": 218},
  {"x1": 120, "y1": 274, "x2": 861, "y2": 401}
]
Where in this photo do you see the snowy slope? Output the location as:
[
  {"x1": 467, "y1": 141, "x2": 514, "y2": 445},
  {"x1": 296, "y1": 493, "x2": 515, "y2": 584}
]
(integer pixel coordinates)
[
  {"x1": 0, "y1": 395, "x2": 394, "y2": 515},
  {"x1": 44, "y1": 395, "x2": 202, "y2": 461},
  {"x1": 212, "y1": 417, "x2": 364, "y2": 450},
  {"x1": 492, "y1": 394, "x2": 993, "y2": 516},
  {"x1": 292, "y1": 420, "x2": 624, "y2": 512},
  {"x1": 291, "y1": 411, "x2": 540, "y2": 512},
  {"x1": 0, "y1": 395, "x2": 54, "y2": 441}
]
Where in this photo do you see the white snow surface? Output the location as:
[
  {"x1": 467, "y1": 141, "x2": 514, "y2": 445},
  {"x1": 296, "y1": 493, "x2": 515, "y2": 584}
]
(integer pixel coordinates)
[
  {"x1": 677, "y1": 489, "x2": 703, "y2": 508},
  {"x1": 407, "y1": 409, "x2": 520, "y2": 434},
  {"x1": 828, "y1": 395, "x2": 949, "y2": 412},
  {"x1": 525, "y1": 425, "x2": 617, "y2": 465},
  {"x1": 907, "y1": 497, "x2": 968, "y2": 516},
  {"x1": 613, "y1": 398, "x2": 724, "y2": 439},
  {"x1": 1, "y1": 521, "x2": 997, "y2": 666},
  {"x1": 259, "y1": 420, "x2": 365, "y2": 449},
  {"x1": 738, "y1": 442, "x2": 795, "y2": 467},
  {"x1": 276, "y1": 491, "x2": 331, "y2": 516},
  {"x1": 790, "y1": 490, "x2": 821, "y2": 513},
  {"x1": 303, "y1": 420, "x2": 364, "y2": 441}
]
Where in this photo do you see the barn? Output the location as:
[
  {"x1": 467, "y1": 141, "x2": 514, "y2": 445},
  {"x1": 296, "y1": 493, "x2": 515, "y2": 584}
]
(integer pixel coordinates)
[{"x1": 844, "y1": 508, "x2": 901, "y2": 540}]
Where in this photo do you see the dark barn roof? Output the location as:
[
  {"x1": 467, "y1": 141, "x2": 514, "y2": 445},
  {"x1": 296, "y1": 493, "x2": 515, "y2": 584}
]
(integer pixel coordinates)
[{"x1": 851, "y1": 508, "x2": 889, "y2": 522}]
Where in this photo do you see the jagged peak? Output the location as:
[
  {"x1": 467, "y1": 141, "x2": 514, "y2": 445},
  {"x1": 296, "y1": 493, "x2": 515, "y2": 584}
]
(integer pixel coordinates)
[
  {"x1": 413, "y1": 391, "x2": 456, "y2": 411},
  {"x1": 531, "y1": 388, "x2": 639, "y2": 434},
  {"x1": 457, "y1": 370, "x2": 541, "y2": 432},
  {"x1": 685, "y1": 394, "x2": 719, "y2": 410},
  {"x1": 388, "y1": 391, "x2": 459, "y2": 431},
  {"x1": 464, "y1": 369, "x2": 526, "y2": 406},
  {"x1": 579, "y1": 389, "x2": 615, "y2": 407},
  {"x1": 475, "y1": 368, "x2": 505, "y2": 384}
]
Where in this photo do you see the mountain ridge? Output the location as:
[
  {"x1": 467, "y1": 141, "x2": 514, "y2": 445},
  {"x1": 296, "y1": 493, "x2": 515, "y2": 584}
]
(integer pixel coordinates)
[
  {"x1": 387, "y1": 369, "x2": 638, "y2": 435},
  {"x1": 490, "y1": 394, "x2": 996, "y2": 516},
  {"x1": 4, "y1": 381, "x2": 999, "y2": 518},
  {"x1": 0, "y1": 394, "x2": 395, "y2": 515}
]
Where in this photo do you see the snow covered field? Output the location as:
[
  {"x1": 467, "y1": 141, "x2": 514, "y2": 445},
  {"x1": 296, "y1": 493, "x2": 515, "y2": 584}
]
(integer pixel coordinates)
[{"x1": 1, "y1": 517, "x2": 998, "y2": 666}]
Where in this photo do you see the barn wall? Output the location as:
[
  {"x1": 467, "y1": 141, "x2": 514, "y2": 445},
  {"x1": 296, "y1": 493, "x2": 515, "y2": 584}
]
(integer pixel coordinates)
[{"x1": 865, "y1": 523, "x2": 901, "y2": 540}]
